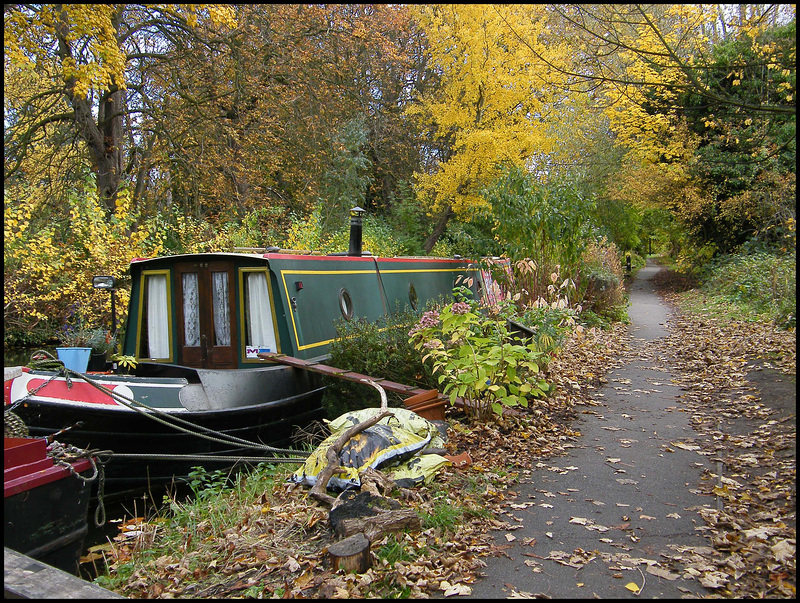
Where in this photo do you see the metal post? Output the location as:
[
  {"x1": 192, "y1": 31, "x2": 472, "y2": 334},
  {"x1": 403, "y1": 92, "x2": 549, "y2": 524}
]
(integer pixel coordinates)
[
  {"x1": 110, "y1": 289, "x2": 117, "y2": 337},
  {"x1": 92, "y1": 275, "x2": 117, "y2": 337}
]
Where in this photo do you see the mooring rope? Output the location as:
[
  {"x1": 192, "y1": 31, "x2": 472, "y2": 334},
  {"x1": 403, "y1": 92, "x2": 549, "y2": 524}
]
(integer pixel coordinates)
[
  {"x1": 12, "y1": 350, "x2": 310, "y2": 458},
  {"x1": 109, "y1": 452, "x2": 306, "y2": 463},
  {"x1": 47, "y1": 440, "x2": 113, "y2": 527}
]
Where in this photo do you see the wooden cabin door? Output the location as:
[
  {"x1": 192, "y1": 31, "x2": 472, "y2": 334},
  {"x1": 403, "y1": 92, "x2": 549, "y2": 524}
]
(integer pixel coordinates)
[{"x1": 175, "y1": 260, "x2": 237, "y2": 369}]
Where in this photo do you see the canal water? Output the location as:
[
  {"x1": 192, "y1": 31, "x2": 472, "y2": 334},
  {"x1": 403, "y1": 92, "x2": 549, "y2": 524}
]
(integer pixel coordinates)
[{"x1": 4, "y1": 346, "x2": 59, "y2": 367}]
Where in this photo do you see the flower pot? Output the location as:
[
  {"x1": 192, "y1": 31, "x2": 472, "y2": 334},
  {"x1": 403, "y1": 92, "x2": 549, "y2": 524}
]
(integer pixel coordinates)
[{"x1": 55, "y1": 347, "x2": 92, "y2": 373}]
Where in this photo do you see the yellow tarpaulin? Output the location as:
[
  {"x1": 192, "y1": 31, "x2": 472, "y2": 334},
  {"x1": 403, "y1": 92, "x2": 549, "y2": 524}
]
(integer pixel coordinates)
[{"x1": 290, "y1": 408, "x2": 450, "y2": 491}]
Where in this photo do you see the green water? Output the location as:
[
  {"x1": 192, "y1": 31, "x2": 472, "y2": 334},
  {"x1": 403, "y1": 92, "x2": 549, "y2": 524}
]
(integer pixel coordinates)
[{"x1": 4, "y1": 347, "x2": 58, "y2": 367}]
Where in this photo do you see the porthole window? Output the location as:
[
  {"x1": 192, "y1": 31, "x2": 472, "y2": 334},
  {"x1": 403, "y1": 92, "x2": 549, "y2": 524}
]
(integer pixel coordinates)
[
  {"x1": 408, "y1": 283, "x2": 418, "y2": 310},
  {"x1": 339, "y1": 288, "x2": 354, "y2": 320}
]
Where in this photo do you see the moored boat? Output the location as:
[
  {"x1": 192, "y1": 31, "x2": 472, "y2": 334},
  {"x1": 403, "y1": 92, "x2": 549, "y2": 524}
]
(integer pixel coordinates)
[
  {"x1": 4, "y1": 435, "x2": 95, "y2": 575},
  {"x1": 4, "y1": 210, "x2": 482, "y2": 497}
]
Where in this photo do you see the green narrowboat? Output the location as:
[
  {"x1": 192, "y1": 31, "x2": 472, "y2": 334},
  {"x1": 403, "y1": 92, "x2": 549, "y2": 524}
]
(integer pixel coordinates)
[{"x1": 5, "y1": 212, "x2": 482, "y2": 497}]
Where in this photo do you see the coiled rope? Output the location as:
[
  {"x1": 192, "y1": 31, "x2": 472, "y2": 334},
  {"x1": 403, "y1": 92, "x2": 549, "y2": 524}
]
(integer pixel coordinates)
[{"x1": 47, "y1": 440, "x2": 111, "y2": 527}]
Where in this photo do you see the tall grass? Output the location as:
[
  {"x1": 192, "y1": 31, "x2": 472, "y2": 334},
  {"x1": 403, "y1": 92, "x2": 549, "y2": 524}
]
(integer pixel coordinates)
[{"x1": 698, "y1": 251, "x2": 796, "y2": 328}]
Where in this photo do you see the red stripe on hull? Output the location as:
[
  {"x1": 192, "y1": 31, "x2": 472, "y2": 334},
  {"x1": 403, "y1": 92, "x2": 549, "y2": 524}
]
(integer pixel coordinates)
[{"x1": 27, "y1": 379, "x2": 121, "y2": 406}]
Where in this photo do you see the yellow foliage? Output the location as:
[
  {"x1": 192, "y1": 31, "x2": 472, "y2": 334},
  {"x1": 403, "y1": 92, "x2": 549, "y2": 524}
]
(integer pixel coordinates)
[
  {"x1": 602, "y1": 5, "x2": 713, "y2": 163},
  {"x1": 3, "y1": 180, "x2": 192, "y2": 339},
  {"x1": 4, "y1": 5, "x2": 237, "y2": 98},
  {"x1": 408, "y1": 4, "x2": 569, "y2": 219}
]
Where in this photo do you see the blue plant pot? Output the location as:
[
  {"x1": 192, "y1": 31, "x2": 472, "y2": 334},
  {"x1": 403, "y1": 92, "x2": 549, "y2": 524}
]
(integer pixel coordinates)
[{"x1": 56, "y1": 347, "x2": 92, "y2": 373}]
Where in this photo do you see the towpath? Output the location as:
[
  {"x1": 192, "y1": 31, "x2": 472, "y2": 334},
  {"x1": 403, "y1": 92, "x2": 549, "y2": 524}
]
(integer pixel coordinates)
[{"x1": 466, "y1": 259, "x2": 719, "y2": 599}]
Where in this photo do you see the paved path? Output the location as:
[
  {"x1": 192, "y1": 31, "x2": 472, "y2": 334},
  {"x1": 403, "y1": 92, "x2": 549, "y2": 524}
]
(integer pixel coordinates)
[{"x1": 467, "y1": 260, "x2": 715, "y2": 599}]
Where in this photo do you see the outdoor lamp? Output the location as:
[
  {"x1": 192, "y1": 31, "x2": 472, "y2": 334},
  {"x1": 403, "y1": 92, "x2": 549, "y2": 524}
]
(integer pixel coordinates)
[{"x1": 92, "y1": 275, "x2": 116, "y2": 290}]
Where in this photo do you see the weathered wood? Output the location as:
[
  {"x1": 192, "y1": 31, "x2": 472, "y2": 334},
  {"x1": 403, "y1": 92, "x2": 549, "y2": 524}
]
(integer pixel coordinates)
[
  {"x1": 327, "y1": 533, "x2": 372, "y2": 573},
  {"x1": 4, "y1": 547, "x2": 125, "y2": 599},
  {"x1": 329, "y1": 490, "x2": 421, "y2": 541},
  {"x1": 358, "y1": 466, "x2": 396, "y2": 497},
  {"x1": 335, "y1": 509, "x2": 421, "y2": 541}
]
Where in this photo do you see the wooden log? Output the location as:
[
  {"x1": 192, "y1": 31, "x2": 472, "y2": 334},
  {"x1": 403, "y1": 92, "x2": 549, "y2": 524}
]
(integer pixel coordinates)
[
  {"x1": 327, "y1": 532, "x2": 372, "y2": 573},
  {"x1": 335, "y1": 509, "x2": 421, "y2": 541}
]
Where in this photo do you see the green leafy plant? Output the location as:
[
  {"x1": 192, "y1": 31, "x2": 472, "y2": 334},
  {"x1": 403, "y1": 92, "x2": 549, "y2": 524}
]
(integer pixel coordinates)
[
  {"x1": 187, "y1": 466, "x2": 231, "y2": 501},
  {"x1": 86, "y1": 328, "x2": 117, "y2": 355},
  {"x1": 409, "y1": 289, "x2": 550, "y2": 423},
  {"x1": 109, "y1": 353, "x2": 138, "y2": 371}
]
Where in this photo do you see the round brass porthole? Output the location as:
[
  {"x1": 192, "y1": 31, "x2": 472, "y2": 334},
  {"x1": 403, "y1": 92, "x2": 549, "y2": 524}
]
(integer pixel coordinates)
[
  {"x1": 408, "y1": 283, "x2": 418, "y2": 310},
  {"x1": 339, "y1": 288, "x2": 354, "y2": 320}
]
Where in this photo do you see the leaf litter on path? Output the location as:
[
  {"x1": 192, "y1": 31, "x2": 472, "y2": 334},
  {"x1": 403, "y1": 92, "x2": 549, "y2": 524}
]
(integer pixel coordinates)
[{"x1": 96, "y1": 293, "x2": 795, "y2": 598}]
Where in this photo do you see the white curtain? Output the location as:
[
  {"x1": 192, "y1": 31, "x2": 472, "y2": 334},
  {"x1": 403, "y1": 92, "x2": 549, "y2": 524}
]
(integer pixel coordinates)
[
  {"x1": 212, "y1": 271, "x2": 231, "y2": 346},
  {"x1": 246, "y1": 272, "x2": 277, "y2": 352},
  {"x1": 147, "y1": 274, "x2": 170, "y2": 358},
  {"x1": 182, "y1": 273, "x2": 200, "y2": 346}
]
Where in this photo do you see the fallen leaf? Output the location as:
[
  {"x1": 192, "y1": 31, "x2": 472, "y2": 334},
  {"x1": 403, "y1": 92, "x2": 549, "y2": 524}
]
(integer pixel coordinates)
[
  {"x1": 646, "y1": 566, "x2": 680, "y2": 580},
  {"x1": 443, "y1": 582, "x2": 472, "y2": 597},
  {"x1": 770, "y1": 540, "x2": 795, "y2": 562},
  {"x1": 625, "y1": 582, "x2": 641, "y2": 593}
]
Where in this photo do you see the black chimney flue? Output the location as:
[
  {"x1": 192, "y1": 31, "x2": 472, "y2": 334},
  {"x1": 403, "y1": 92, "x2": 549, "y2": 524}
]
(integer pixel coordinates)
[{"x1": 348, "y1": 206, "x2": 365, "y2": 256}]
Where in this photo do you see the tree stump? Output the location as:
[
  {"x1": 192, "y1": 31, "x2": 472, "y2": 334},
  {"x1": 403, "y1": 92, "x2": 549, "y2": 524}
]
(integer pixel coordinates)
[{"x1": 327, "y1": 532, "x2": 372, "y2": 573}]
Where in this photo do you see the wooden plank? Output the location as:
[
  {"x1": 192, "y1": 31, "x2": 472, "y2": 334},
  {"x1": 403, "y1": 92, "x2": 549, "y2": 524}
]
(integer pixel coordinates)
[
  {"x1": 258, "y1": 353, "x2": 424, "y2": 396},
  {"x1": 257, "y1": 352, "x2": 467, "y2": 416},
  {"x1": 4, "y1": 547, "x2": 125, "y2": 599}
]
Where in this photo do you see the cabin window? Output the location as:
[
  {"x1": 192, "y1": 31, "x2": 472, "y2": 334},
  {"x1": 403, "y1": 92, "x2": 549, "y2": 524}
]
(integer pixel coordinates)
[
  {"x1": 182, "y1": 273, "x2": 200, "y2": 346},
  {"x1": 408, "y1": 283, "x2": 418, "y2": 310},
  {"x1": 338, "y1": 288, "x2": 354, "y2": 320},
  {"x1": 211, "y1": 271, "x2": 231, "y2": 346},
  {"x1": 140, "y1": 271, "x2": 171, "y2": 360},
  {"x1": 242, "y1": 270, "x2": 278, "y2": 358}
]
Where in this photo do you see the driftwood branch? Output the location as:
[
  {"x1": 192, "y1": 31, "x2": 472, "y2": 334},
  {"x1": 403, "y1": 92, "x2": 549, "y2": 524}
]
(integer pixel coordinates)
[{"x1": 309, "y1": 380, "x2": 393, "y2": 506}]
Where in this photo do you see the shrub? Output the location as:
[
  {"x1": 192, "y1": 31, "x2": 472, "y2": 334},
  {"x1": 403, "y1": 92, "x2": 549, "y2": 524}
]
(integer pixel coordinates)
[
  {"x1": 517, "y1": 305, "x2": 576, "y2": 363},
  {"x1": 702, "y1": 250, "x2": 796, "y2": 328},
  {"x1": 576, "y1": 239, "x2": 628, "y2": 322},
  {"x1": 322, "y1": 306, "x2": 435, "y2": 417},
  {"x1": 408, "y1": 290, "x2": 550, "y2": 423}
]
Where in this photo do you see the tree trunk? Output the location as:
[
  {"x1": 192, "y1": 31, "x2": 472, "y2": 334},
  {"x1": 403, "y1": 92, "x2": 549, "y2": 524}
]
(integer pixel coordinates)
[
  {"x1": 423, "y1": 206, "x2": 454, "y2": 254},
  {"x1": 94, "y1": 89, "x2": 125, "y2": 214},
  {"x1": 54, "y1": 6, "x2": 125, "y2": 217},
  {"x1": 327, "y1": 532, "x2": 371, "y2": 573}
]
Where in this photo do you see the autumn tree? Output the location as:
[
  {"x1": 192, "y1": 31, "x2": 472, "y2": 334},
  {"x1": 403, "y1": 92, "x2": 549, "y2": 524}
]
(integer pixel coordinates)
[
  {"x1": 545, "y1": 5, "x2": 795, "y2": 254},
  {"x1": 407, "y1": 4, "x2": 578, "y2": 252},
  {"x1": 4, "y1": 4, "x2": 237, "y2": 217}
]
